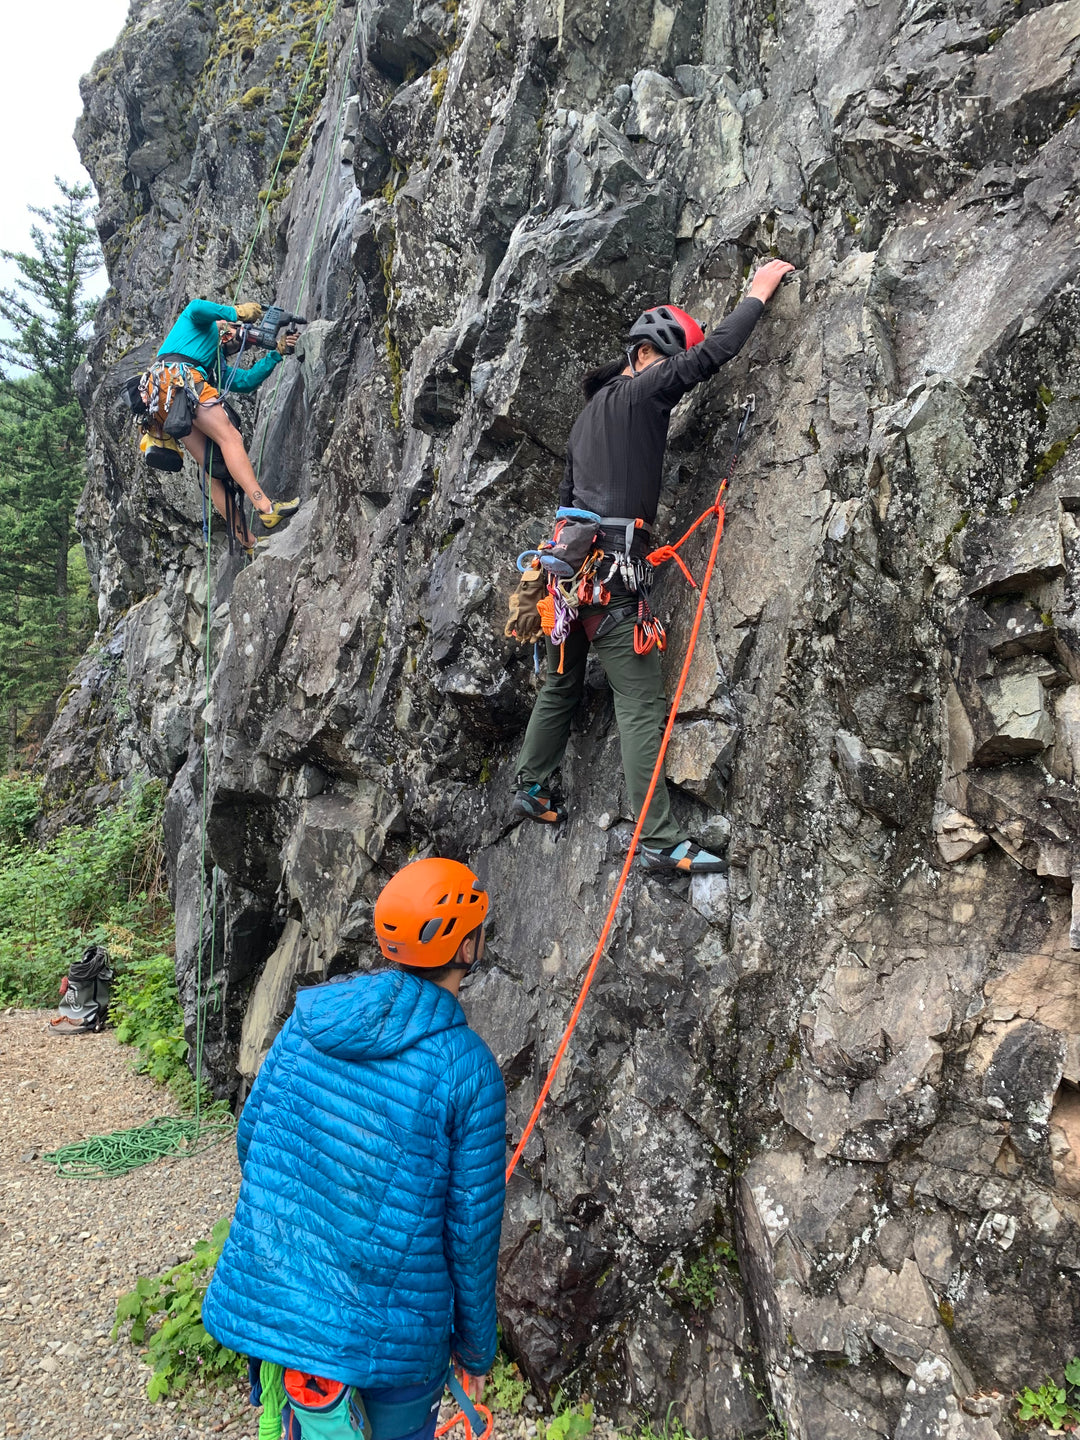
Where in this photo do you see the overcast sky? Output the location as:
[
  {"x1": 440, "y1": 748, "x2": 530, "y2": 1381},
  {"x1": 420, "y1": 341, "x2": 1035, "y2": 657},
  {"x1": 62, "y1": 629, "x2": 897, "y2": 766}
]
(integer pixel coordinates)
[{"x1": 1, "y1": 0, "x2": 133, "y2": 297}]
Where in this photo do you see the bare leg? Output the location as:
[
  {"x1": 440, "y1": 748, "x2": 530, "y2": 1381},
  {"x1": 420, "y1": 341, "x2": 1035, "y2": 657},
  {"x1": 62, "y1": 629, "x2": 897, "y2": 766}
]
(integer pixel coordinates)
[
  {"x1": 191, "y1": 401, "x2": 272, "y2": 515},
  {"x1": 180, "y1": 433, "x2": 257, "y2": 546}
]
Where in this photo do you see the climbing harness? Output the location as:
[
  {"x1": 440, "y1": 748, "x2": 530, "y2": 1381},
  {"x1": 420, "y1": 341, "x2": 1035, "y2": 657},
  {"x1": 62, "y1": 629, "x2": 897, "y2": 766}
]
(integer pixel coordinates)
[
  {"x1": 507, "y1": 510, "x2": 658, "y2": 673},
  {"x1": 250, "y1": 1359, "x2": 490, "y2": 1440}
]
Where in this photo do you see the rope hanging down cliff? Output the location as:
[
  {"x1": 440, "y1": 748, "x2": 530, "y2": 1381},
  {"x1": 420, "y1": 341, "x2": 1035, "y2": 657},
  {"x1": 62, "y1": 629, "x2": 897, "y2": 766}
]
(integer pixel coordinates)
[
  {"x1": 506, "y1": 394, "x2": 754, "y2": 1175},
  {"x1": 190, "y1": 0, "x2": 364, "y2": 1139}
]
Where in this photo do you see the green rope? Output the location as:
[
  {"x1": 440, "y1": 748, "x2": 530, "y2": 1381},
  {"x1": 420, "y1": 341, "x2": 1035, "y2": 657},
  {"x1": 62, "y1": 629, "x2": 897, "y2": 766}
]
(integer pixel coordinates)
[
  {"x1": 231, "y1": 0, "x2": 339, "y2": 305},
  {"x1": 42, "y1": 1115, "x2": 234, "y2": 1180},
  {"x1": 252, "y1": 0, "x2": 361, "y2": 482},
  {"x1": 257, "y1": 1362, "x2": 288, "y2": 1440}
]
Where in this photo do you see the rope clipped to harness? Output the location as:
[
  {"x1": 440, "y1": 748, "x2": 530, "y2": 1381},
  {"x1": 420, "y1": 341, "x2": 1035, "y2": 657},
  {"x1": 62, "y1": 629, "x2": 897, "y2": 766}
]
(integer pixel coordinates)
[
  {"x1": 441, "y1": 397, "x2": 757, "y2": 1440},
  {"x1": 434, "y1": 394, "x2": 754, "y2": 1440}
]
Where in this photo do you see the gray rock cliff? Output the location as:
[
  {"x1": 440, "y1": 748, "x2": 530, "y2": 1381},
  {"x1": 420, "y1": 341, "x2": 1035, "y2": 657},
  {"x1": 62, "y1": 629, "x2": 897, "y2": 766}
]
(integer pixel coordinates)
[{"x1": 40, "y1": 0, "x2": 1080, "y2": 1429}]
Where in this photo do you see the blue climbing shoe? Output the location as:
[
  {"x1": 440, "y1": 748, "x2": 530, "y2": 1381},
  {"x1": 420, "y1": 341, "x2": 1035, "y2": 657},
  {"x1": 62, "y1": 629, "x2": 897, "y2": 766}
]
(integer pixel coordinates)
[
  {"x1": 638, "y1": 840, "x2": 728, "y2": 875},
  {"x1": 513, "y1": 782, "x2": 567, "y2": 825}
]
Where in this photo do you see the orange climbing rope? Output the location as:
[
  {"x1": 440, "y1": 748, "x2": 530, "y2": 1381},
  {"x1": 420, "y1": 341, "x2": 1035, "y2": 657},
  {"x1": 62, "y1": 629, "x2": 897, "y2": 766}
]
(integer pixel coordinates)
[{"x1": 440, "y1": 397, "x2": 755, "y2": 1440}]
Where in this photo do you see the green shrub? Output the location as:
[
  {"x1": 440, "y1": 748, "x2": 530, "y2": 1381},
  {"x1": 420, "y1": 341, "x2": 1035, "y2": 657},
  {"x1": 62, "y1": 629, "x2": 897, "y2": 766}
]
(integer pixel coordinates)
[
  {"x1": 542, "y1": 1395, "x2": 593, "y2": 1439},
  {"x1": 110, "y1": 949, "x2": 193, "y2": 1101},
  {"x1": 488, "y1": 1348, "x2": 529, "y2": 1414},
  {"x1": 0, "y1": 774, "x2": 40, "y2": 845},
  {"x1": 1016, "y1": 1357, "x2": 1080, "y2": 1429},
  {"x1": 0, "y1": 780, "x2": 172, "y2": 1007},
  {"x1": 635, "y1": 1411, "x2": 700, "y2": 1440},
  {"x1": 113, "y1": 1217, "x2": 244, "y2": 1401}
]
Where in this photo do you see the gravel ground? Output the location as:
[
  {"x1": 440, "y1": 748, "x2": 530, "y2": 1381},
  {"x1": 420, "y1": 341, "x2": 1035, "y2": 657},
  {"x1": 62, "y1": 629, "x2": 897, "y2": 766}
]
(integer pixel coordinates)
[
  {"x1": 0, "y1": 1009, "x2": 249, "y2": 1438},
  {"x1": 0, "y1": 1009, "x2": 619, "y2": 1440}
]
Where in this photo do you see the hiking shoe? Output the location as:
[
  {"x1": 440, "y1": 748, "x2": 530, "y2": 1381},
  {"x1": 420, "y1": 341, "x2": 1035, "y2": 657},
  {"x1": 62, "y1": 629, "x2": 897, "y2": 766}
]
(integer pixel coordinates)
[
  {"x1": 638, "y1": 840, "x2": 728, "y2": 875},
  {"x1": 259, "y1": 497, "x2": 301, "y2": 529},
  {"x1": 46, "y1": 1016, "x2": 98, "y2": 1036},
  {"x1": 513, "y1": 783, "x2": 566, "y2": 825}
]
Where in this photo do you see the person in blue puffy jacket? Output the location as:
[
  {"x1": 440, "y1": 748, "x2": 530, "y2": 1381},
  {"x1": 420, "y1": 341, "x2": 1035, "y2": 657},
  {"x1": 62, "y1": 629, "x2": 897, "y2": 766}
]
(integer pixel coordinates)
[{"x1": 202, "y1": 857, "x2": 506, "y2": 1440}]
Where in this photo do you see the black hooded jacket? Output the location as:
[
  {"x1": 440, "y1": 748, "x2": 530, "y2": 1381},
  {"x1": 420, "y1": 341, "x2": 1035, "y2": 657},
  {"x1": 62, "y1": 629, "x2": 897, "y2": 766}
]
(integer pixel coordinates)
[{"x1": 558, "y1": 297, "x2": 763, "y2": 528}]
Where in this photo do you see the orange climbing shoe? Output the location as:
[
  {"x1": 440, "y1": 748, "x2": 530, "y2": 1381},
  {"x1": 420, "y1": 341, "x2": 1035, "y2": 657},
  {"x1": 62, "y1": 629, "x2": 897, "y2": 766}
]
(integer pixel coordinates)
[
  {"x1": 638, "y1": 840, "x2": 727, "y2": 875},
  {"x1": 259, "y1": 497, "x2": 301, "y2": 529}
]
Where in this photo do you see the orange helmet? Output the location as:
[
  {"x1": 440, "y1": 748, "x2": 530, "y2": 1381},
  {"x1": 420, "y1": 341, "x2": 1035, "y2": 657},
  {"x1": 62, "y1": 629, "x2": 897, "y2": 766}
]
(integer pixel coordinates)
[{"x1": 374, "y1": 857, "x2": 489, "y2": 967}]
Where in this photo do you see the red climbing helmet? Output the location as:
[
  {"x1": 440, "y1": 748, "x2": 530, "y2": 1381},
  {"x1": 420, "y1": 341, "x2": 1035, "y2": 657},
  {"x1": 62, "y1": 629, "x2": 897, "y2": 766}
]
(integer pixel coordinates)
[
  {"x1": 374, "y1": 857, "x2": 489, "y2": 967},
  {"x1": 627, "y1": 304, "x2": 705, "y2": 357}
]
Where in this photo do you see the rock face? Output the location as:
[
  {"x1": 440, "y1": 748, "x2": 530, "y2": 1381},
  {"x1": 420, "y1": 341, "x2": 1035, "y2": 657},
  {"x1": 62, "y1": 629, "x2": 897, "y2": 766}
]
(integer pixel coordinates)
[{"x1": 40, "y1": 0, "x2": 1080, "y2": 1431}]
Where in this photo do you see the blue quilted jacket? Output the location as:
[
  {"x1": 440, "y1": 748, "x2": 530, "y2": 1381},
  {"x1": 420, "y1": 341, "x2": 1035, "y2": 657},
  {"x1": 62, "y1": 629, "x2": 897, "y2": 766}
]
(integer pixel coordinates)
[{"x1": 202, "y1": 970, "x2": 506, "y2": 1386}]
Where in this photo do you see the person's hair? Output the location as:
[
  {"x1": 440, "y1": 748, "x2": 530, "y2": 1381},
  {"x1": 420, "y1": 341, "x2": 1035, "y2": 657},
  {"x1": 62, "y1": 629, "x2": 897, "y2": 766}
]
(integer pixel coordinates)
[
  {"x1": 394, "y1": 924, "x2": 483, "y2": 982},
  {"x1": 582, "y1": 357, "x2": 626, "y2": 400}
]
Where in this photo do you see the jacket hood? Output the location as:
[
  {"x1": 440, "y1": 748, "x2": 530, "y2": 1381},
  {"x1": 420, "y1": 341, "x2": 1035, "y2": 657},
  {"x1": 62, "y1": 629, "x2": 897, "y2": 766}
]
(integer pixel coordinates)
[{"x1": 295, "y1": 969, "x2": 466, "y2": 1061}]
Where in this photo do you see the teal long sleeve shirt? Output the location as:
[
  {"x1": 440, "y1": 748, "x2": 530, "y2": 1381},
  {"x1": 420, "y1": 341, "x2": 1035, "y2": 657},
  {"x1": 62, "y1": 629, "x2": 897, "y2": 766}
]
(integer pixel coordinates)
[{"x1": 157, "y1": 298, "x2": 282, "y2": 394}]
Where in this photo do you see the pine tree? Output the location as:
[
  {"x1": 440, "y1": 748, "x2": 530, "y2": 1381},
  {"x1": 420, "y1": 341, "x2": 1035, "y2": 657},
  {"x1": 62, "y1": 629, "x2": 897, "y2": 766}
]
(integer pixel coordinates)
[{"x1": 0, "y1": 180, "x2": 100, "y2": 761}]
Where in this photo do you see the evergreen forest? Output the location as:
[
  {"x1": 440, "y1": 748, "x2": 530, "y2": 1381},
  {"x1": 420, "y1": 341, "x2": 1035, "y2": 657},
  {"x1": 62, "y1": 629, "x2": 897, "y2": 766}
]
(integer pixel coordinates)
[{"x1": 0, "y1": 180, "x2": 99, "y2": 766}]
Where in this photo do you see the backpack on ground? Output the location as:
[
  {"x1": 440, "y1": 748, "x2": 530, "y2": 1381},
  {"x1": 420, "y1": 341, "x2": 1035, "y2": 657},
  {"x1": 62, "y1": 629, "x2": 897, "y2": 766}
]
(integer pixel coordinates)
[{"x1": 47, "y1": 945, "x2": 114, "y2": 1036}]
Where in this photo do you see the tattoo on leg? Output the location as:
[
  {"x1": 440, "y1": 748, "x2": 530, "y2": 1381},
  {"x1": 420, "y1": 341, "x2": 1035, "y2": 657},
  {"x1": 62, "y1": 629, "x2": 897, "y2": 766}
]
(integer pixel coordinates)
[{"x1": 253, "y1": 490, "x2": 264, "y2": 501}]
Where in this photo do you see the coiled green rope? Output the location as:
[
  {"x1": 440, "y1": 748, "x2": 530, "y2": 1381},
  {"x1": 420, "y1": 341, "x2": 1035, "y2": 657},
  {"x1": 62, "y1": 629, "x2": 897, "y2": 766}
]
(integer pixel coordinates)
[{"x1": 42, "y1": 1114, "x2": 234, "y2": 1180}]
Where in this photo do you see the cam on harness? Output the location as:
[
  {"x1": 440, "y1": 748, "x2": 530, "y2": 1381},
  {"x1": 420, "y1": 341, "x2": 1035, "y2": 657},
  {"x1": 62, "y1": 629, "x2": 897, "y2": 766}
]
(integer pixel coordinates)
[{"x1": 506, "y1": 508, "x2": 666, "y2": 672}]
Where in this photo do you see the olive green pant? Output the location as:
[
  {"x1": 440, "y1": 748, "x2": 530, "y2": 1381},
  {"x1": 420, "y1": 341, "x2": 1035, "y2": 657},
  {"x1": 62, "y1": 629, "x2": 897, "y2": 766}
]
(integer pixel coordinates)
[{"x1": 515, "y1": 617, "x2": 682, "y2": 848}]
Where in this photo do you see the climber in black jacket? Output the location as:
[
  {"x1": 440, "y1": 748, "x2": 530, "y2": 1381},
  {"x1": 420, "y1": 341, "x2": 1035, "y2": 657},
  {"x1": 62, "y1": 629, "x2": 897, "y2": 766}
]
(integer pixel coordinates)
[{"x1": 513, "y1": 258, "x2": 794, "y2": 874}]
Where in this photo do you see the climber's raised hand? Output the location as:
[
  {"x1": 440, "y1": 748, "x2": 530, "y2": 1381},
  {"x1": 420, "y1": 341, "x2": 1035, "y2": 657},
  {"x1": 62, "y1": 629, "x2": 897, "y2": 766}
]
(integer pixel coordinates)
[{"x1": 747, "y1": 259, "x2": 796, "y2": 303}]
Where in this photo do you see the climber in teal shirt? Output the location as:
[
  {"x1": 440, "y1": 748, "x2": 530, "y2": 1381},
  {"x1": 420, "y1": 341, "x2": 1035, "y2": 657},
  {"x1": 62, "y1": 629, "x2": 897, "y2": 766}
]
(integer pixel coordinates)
[{"x1": 152, "y1": 298, "x2": 300, "y2": 550}]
